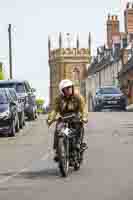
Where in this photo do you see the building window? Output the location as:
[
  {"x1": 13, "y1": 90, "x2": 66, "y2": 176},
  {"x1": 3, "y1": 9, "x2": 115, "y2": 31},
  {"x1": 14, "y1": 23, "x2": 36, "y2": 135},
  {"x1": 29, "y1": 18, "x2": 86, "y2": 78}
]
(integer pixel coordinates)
[{"x1": 73, "y1": 67, "x2": 80, "y2": 80}]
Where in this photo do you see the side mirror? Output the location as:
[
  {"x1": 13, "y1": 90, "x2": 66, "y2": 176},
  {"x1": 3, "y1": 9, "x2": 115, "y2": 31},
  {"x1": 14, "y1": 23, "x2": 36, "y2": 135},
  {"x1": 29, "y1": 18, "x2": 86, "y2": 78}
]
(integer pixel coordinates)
[{"x1": 31, "y1": 88, "x2": 36, "y2": 93}]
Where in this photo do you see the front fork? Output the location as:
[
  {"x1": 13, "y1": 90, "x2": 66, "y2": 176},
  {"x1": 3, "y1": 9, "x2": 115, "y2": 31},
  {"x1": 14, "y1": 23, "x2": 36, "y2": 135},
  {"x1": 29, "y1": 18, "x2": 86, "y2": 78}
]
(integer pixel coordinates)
[{"x1": 57, "y1": 135, "x2": 69, "y2": 159}]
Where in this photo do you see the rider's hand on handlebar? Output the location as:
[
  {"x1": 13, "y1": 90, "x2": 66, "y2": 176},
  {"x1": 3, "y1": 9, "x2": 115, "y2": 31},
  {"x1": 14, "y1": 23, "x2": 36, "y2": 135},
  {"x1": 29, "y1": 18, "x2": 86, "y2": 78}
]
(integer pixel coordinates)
[
  {"x1": 46, "y1": 119, "x2": 52, "y2": 127},
  {"x1": 81, "y1": 118, "x2": 88, "y2": 124}
]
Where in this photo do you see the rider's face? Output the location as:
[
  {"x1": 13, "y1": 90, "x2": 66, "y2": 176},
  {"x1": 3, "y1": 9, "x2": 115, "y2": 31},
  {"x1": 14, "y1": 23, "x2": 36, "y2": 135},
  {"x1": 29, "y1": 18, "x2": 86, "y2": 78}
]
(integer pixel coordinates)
[{"x1": 63, "y1": 86, "x2": 73, "y2": 96}]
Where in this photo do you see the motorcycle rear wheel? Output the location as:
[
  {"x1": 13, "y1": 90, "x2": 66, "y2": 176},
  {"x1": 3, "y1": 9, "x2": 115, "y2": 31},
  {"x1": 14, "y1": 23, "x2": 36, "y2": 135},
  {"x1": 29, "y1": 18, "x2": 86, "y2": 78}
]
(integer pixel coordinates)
[
  {"x1": 74, "y1": 151, "x2": 81, "y2": 171},
  {"x1": 74, "y1": 162, "x2": 80, "y2": 171}
]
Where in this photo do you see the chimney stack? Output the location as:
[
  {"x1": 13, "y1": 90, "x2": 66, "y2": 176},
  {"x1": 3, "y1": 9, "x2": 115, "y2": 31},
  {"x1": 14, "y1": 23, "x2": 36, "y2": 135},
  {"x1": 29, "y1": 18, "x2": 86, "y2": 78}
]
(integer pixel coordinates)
[
  {"x1": 76, "y1": 34, "x2": 79, "y2": 49},
  {"x1": 48, "y1": 35, "x2": 51, "y2": 57},
  {"x1": 88, "y1": 32, "x2": 91, "y2": 54},
  {"x1": 107, "y1": 14, "x2": 120, "y2": 49},
  {"x1": 59, "y1": 32, "x2": 62, "y2": 49}
]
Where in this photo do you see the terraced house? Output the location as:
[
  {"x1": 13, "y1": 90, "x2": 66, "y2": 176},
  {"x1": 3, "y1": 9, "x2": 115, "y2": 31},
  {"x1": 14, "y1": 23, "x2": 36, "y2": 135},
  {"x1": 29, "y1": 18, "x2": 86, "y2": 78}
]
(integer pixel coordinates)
[
  {"x1": 86, "y1": 45, "x2": 123, "y2": 111},
  {"x1": 118, "y1": 45, "x2": 133, "y2": 105},
  {"x1": 118, "y1": 2, "x2": 133, "y2": 106},
  {"x1": 85, "y1": 2, "x2": 133, "y2": 111}
]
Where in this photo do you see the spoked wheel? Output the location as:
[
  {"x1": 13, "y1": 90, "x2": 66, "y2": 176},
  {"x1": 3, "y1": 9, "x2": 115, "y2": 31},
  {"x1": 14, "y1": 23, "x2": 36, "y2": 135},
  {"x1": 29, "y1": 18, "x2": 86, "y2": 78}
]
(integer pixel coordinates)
[
  {"x1": 79, "y1": 127, "x2": 87, "y2": 165},
  {"x1": 58, "y1": 137, "x2": 69, "y2": 177}
]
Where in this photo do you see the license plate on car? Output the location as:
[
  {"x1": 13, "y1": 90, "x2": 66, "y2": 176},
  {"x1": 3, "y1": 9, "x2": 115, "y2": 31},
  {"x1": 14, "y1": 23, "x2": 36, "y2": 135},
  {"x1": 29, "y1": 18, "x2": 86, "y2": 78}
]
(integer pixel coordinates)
[{"x1": 108, "y1": 101, "x2": 117, "y2": 104}]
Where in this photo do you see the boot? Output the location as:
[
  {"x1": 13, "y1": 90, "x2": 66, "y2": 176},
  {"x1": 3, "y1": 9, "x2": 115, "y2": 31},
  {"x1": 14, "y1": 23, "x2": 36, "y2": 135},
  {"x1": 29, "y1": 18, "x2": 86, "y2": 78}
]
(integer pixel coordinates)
[
  {"x1": 53, "y1": 151, "x2": 59, "y2": 162},
  {"x1": 80, "y1": 142, "x2": 88, "y2": 151}
]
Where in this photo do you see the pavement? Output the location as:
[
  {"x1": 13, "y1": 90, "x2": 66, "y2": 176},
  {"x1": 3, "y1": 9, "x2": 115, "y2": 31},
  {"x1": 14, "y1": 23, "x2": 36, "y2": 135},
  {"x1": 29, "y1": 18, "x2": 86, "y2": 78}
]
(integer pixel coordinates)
[{"x1": 0, "y1": 113, "x2": 132, "y2": 199}]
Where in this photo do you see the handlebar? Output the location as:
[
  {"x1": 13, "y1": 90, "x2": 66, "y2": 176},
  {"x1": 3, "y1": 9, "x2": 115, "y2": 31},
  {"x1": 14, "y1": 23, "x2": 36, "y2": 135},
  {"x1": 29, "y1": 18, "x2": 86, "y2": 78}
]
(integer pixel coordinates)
[{"x1": 55, "y1": 113, "x2": 82, "y2": 123}]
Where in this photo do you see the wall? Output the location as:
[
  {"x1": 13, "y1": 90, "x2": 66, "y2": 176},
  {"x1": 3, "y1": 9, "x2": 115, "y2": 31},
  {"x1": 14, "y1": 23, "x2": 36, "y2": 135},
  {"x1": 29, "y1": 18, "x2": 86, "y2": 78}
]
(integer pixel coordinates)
[{"x1": 49, "y1": 48, "x2": 91, "y2": 109}]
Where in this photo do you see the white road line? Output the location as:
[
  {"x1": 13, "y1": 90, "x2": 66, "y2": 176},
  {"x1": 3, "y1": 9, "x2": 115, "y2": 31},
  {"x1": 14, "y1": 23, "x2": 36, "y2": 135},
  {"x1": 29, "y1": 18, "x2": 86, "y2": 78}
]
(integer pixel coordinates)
[
  {"x1": 0, "y1": 152, "x2": 51, "y2": 184},
  {"x1": 41, "y1": 153, "x2": 50, "y2": 161},
  {"x1": 0, "y1": 168, "x2": 28, "y2": 184}
]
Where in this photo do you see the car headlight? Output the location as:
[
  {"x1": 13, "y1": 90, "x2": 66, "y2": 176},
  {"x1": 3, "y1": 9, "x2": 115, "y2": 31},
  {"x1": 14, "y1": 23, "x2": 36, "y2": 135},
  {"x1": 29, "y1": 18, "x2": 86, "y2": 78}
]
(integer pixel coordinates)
[
  {"x1": 0, "y1": 110, "x2": 10, "y2": 118},
  {"x1": 97, "y1": 95, "x2": 104, "y2": 100},
  {"x1": 115, "y1": 96, "x2": 121, "y2": 100}
]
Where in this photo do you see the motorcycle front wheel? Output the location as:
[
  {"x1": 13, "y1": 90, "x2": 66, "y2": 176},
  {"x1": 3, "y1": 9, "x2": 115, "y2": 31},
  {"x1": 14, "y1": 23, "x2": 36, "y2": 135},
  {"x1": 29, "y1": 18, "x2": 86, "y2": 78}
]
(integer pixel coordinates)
[{"x1": 58, "y1": 137, "x2": 69, "y2": 177}]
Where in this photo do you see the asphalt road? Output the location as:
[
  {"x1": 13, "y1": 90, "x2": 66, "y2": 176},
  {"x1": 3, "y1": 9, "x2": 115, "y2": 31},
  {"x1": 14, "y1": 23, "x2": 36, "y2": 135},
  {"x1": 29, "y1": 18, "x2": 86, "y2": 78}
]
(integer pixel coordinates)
[{"x1": 0, "y1": 113, "x2": 133, "y2": 199}]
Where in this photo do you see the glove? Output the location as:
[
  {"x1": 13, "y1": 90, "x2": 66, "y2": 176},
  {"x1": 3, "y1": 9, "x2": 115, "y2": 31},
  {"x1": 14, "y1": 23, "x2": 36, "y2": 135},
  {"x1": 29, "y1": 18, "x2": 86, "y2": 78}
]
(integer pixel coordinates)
[
  {"x1": 82, "y1": 118, "x2": 88, "y2": 124},
  {"x1": 46, "y1": 119, "x2": 52, "y2": 127}
]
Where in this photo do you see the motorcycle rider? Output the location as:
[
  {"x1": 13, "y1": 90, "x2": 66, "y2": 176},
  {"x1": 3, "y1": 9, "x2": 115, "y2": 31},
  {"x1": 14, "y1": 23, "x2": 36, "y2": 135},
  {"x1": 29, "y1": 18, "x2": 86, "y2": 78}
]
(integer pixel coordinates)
[{"x1": 46, "y1": 79, "x2": 88, "y2": 161}]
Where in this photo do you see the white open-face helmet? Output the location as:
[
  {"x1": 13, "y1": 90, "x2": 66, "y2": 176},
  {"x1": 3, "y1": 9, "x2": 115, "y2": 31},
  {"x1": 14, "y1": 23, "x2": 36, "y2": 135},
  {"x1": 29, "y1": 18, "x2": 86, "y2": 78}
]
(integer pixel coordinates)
[{"x1": 59, "y1": 79, "x2": 73, "y2": 95}]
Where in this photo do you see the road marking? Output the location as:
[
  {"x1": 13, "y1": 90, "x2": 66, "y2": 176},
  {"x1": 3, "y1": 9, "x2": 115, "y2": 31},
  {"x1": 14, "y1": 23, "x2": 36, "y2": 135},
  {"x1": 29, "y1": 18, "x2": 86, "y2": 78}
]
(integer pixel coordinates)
[
  {"x1": 0, "y1": 151, "x2": 51, "y2": 184},
  {"x1": 41, "y1": 153, "x2": 50, "y2": 161},
  {"x1": 0, "y1": 167, "x2": 28, "y2": 184}
]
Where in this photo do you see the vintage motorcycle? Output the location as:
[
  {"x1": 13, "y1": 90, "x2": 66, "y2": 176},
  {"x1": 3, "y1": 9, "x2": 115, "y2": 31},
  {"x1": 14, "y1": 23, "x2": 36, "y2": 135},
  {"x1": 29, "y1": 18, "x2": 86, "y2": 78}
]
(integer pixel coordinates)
[{"x1": 55, "y1": 113, "x2": 86, "y2": 177}]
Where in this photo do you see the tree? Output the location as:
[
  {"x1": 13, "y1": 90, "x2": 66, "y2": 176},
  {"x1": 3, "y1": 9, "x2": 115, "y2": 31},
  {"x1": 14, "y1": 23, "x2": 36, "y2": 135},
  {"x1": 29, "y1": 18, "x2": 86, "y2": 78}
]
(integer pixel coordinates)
[
  {"x1": 0, "y1": 63, "x2": 5, "y2": 80},
  {"x1": 36, "y1": 98, "x2": 45, "y2": 114}
]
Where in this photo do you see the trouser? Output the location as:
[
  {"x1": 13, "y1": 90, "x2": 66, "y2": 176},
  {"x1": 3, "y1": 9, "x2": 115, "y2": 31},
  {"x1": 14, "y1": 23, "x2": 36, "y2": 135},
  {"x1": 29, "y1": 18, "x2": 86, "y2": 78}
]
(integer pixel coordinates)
[{"x1": 53, "y1": 121, "x2": 84, "y2": 150}]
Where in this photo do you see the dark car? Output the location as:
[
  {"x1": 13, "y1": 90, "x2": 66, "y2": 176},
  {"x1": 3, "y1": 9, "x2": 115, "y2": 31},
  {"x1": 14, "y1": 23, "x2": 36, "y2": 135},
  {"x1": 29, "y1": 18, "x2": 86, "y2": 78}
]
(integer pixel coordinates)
[
  {"x1": 0, "y1": 88, "x2": 19, "y2": 136},
  {"x1": 8, "y1": 88, "x2": 25, "y2": 129},
  {"x1": 0, "y1": 80, "x2": 37, "y2": 120},
  {"x1": 93, "y1": 86, "x2": 127, "y2": 111}
]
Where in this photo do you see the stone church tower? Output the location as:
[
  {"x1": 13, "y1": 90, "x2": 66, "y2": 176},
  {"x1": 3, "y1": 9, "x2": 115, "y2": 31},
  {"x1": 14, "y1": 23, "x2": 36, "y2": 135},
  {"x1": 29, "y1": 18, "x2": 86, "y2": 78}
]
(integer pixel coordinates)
[{"x1": 48, "y1": 33, "x2": 91, "y2": 109}]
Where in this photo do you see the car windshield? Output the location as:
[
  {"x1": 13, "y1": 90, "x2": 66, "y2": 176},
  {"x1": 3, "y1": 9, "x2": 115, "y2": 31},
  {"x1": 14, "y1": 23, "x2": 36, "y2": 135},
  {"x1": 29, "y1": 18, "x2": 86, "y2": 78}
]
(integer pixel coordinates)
[
  {"x1": 99, "y1": 87, "x2": 121, "y2": 94},
  {"x1": 0, "y1": 83, "x2": 13, "y2": 88},
  {"x1": 0, "y1": 83, "x2": 25, "y2": 93},
  {"x1": 0, "y1": 83, "x2": 14, "y2": 89},
  {"x1": 0, "y1": 91, "x2": 8, "y2": 104}
]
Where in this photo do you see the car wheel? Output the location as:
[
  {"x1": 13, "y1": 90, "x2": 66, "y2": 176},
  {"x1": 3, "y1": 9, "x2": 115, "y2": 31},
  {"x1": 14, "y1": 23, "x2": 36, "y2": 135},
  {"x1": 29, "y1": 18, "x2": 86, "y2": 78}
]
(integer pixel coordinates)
[
  {"x1": 94, "y1": 107, "x2": 97, "y2": 112},
  {"x1": 121, "y1": 106, "x2": 126, "y2": 111},
  {"x1": 93, "y1": 105, "x2": 97, "y2": 112},
  {"x1": 94, "y1": 106, "x2": 101, "y2": 112},
  {"x1": 35, "y1": 111, "x2": 38, "y2": 119},
  {"x1": 31, "y1": 111, "x2": 36, "y2": 120},
  {"x1": 9, "y1": 120, "x2": 16, "y2": 137},
  {"x1": 20, "y1": 111, "x2": 25, "y2": 129},
  {"x1": 16, "y1": 117, "x2": 20, "y2": 133},
  {"x1": 23, "y1": 116, "x2": 26, "y2": 126}
]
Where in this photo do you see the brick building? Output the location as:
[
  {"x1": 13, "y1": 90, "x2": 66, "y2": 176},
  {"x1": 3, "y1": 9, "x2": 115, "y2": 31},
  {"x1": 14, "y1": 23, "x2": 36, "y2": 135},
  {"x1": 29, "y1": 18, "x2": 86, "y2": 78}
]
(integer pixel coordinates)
[{"x1": 124, "y1": 2, "x2": 133, "y2": 42}]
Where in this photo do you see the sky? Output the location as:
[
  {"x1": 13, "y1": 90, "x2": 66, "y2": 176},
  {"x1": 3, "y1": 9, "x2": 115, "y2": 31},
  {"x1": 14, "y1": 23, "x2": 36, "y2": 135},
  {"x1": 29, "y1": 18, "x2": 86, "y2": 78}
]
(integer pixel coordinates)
[{"x1": 0, "y1": 0, "x2": 130, "y2": 104}]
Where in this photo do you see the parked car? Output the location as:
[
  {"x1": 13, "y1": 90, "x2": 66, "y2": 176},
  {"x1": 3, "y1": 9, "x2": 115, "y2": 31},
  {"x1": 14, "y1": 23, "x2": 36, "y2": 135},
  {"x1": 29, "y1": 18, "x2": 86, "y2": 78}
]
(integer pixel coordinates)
[
  {"x1": 0, "y1": 88, "x2": 19, "y2": 136},
  {"x1": 92, "y1": 86, "x2": 127, "y2": 111},
  {"x1": 0, "y1": 80, "x2": 37, "y2": 120},
  {"x1": 8, "y1": 88, "x2": 25, "y2": 129}
]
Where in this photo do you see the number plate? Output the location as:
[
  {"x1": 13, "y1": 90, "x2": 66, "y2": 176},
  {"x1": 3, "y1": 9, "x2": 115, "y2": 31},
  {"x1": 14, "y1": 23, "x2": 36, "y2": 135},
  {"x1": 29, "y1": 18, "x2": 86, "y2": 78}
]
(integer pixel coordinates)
[
  {"x1": 63, "y1": 128, "x2": 70, "y2": 136},
  {"x1": 108, "y1": 101, "x2": 117, "y2": 104}
]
